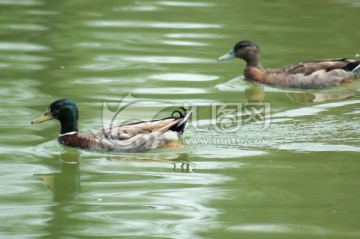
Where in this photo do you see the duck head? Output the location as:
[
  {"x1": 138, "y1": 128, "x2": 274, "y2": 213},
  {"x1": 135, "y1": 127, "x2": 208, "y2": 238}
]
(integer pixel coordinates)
[
  {"x1": 31, "y1": 99, "x2": 79, "y2": 134},
  {"x1": 218, "y1": 40, "x2": 261, "y2": 67}
]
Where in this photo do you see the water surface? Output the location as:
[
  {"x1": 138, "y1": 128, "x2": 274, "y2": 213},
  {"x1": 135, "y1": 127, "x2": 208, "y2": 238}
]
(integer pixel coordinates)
[{"x1": 0, "y1": 0, "x2": 360, "y2": 238}]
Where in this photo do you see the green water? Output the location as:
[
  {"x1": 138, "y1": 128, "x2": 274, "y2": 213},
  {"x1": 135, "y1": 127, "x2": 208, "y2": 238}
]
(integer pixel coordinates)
[{"x1": 1, "y1": 0, "x2": 360, "y2": 238}]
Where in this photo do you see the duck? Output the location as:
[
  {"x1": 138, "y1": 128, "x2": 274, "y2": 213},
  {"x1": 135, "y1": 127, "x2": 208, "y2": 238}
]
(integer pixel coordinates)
[
  {"x1": 217, "y1": 40, "x2": 360, "y2": 89},
  {"x1": 31, "y1": 99, "x2": 192, "y2": 152}
]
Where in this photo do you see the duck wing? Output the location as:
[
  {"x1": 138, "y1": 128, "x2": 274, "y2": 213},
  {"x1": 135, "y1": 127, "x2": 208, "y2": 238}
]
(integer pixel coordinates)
[
  {"x1": 79, "y1": 108, "x2": 192, "y2": 152},
  {"x1": 102, "y1": 117, "x2": 188, "y2": 140},
  {"x1": 257, "y1": 59, "x2": 359, "y2": 89},
  {"x1": 279, "y1": 58, "x2": 356, "y2": 76}
]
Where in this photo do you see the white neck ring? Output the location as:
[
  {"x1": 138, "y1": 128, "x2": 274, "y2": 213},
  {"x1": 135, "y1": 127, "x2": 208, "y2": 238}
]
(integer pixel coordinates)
[{"x1": 59, "y1": 131, "x2": 77, "y2": 137}]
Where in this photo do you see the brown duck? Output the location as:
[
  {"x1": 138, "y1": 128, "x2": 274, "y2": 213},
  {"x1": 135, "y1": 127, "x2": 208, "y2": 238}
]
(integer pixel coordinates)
[
  {"x1": 31, "y1": 99, "x2": 192, "y2": 152},
  {"x1": 218, "y1": 40, "x2": 360, "y2": 89}
]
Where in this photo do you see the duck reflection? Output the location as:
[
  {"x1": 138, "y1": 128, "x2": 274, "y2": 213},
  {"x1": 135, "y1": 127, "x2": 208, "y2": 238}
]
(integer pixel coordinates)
[
  {"x1": 244, "y1": 80, "x2": 360, "y2": 104},
  {"x1": 35, "y1": 150, "x2": 81, "y2": 202},
  {"x1": 36, "y1": 148, "x2": 192, "y2": 202},
  {"x1": 106, "y1": 151, "x2": 194, "y2": 173},
  {"x1": 173, "y1": 161, "x2": 193, "y2": 173},
  {"x1": 286, "y1": 87, "x2": 359, "y2": 103},
  {"x1": 244, "y1": 84, "x2": 265, "y2": 102}
]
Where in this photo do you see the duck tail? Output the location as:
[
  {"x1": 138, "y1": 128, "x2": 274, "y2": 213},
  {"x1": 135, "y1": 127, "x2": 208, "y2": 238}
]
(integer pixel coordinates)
[
  {"x1": 343, "y1": 61, "x2": 360, "y2": 76},
  {"x1": 353, "y1": 63, "x2": 360, "y2": 77},
  {"x1": 169, "y1": 108, "x2": 192, "y2": 134}
]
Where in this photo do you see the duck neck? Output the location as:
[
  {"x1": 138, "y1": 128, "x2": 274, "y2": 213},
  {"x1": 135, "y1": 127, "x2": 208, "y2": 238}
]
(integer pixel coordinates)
[
  {"x1": 245, "y1": 54, "x2": 263, "y2": 69},
  {"x1": 59, "y1": 112, "x2": 78, "y2": 135}
]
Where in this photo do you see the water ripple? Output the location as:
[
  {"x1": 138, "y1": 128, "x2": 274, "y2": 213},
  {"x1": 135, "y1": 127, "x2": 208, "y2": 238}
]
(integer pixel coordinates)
[
  {"x1": 0, "y1": 79, "x2": 44, "y2": 104},
  {"x1": 70, "y1": 175, "x2": 227, "y2": 238},
  {"x1": 81, "y1": 55, "x2": 212, "y2": 70},
  {"x1": 278, "y1": 143, "x2": 360, "y2": 152},
  {"x1": 0, "y1": 23, "x2": 48, "y2": 31},
  {"x1": 86, "y1": 20, "x2": 221, "y2": 29},
  {"x1": 273, "y1": 100, "x2": 360, "y2": 119},
  {"x1": 122, "y1": 55, "x2": 212, "y2": 64},
  {"x1": 115, "y1": 5, "x2": 159, "y2": 12},
  {"x1": 158, "y1": 1, "x2": 215, "y2": 7},
  {"x1": 150, "y1": 73, "x2": 218, "y2": 82},
  {"x1": 0, "y1": 42, "x2": 49, "y2": 51},
  {"x1": 6, "y1": 54, "x2": 52, "y2": 62},
  {"x1": 216, "y1": 76, "x2": 251, "y2": 92},
  {"x1": 161, "y1": 40, "x2": 208, "y2": 46},
  {"x1": 227, "y1": 223, "x2": 360, "y2": 237},
  {"x1": 166, "y1": 33, "x2": 225, "y2": 39},
  {"x1": 133, "y1": 87, "x2": 207, "y2": 94},
  {"x1": 0, "y1": 0, "x2": 42, "y2": 6}
]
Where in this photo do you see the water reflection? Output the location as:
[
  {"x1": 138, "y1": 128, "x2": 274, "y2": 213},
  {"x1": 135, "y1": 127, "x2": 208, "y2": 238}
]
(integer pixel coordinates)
[
  {"x1": 35, "y1": 150, "x2": 230, "y2": 238},
  {"x1": 2, "y1": 0, "x2": 360, "y2": 238},
  {"x1": 219, "y1": 76, "x2": 360, "y2": 104},
  {"x1": 35, "y1": 151, "x2": 81, "y2": 202},
  {"x1": 244, "y1": 84, "x2": 265, "y2": 102},
  {"x1": 41, "y1": 203, "x2": 75, "y2": 239},
  {"x1": 35, "y1": 148, "x2": 195, "y2": 202},
  {"x1": 105, "y1": 151, "x2": 194, "y2": 173},
  {"x1": 286, "y1": 90, "x2": 356, "y2": 103},
  {"x1": 243, "y1": 82, "x2": 360, "y2": 104}
]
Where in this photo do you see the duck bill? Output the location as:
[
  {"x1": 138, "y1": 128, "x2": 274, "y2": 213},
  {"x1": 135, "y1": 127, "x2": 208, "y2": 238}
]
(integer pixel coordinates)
[
  {"x1": 31, "y1": 110, "x2": 53, "y2": 124},
  {"x1": 217, "y1": 49, "x2": 236, "y2": 61}
]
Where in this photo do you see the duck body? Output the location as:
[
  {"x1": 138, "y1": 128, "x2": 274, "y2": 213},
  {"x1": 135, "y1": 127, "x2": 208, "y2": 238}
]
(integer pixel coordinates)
[
  {"x1": 32, "y1": 99, "x2": 191, "y2": 152},
  {"x1": 218, "y1": 40, "x2": 360, "y2": 89}
]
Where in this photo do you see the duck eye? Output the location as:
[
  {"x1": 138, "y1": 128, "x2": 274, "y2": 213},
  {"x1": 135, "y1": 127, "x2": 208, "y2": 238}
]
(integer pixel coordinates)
[{"x1": 44, "y1": 109, "x2": 51, "y2": 115}]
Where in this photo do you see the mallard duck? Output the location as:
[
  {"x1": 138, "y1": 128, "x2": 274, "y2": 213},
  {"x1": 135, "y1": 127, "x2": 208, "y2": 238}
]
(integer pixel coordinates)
[
  {"x1": 218, "y1": 40, "x2": 360, "y2": 89},
  {"x1": 31, "y1": 99, "x2": 192, "y2": 152}
]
